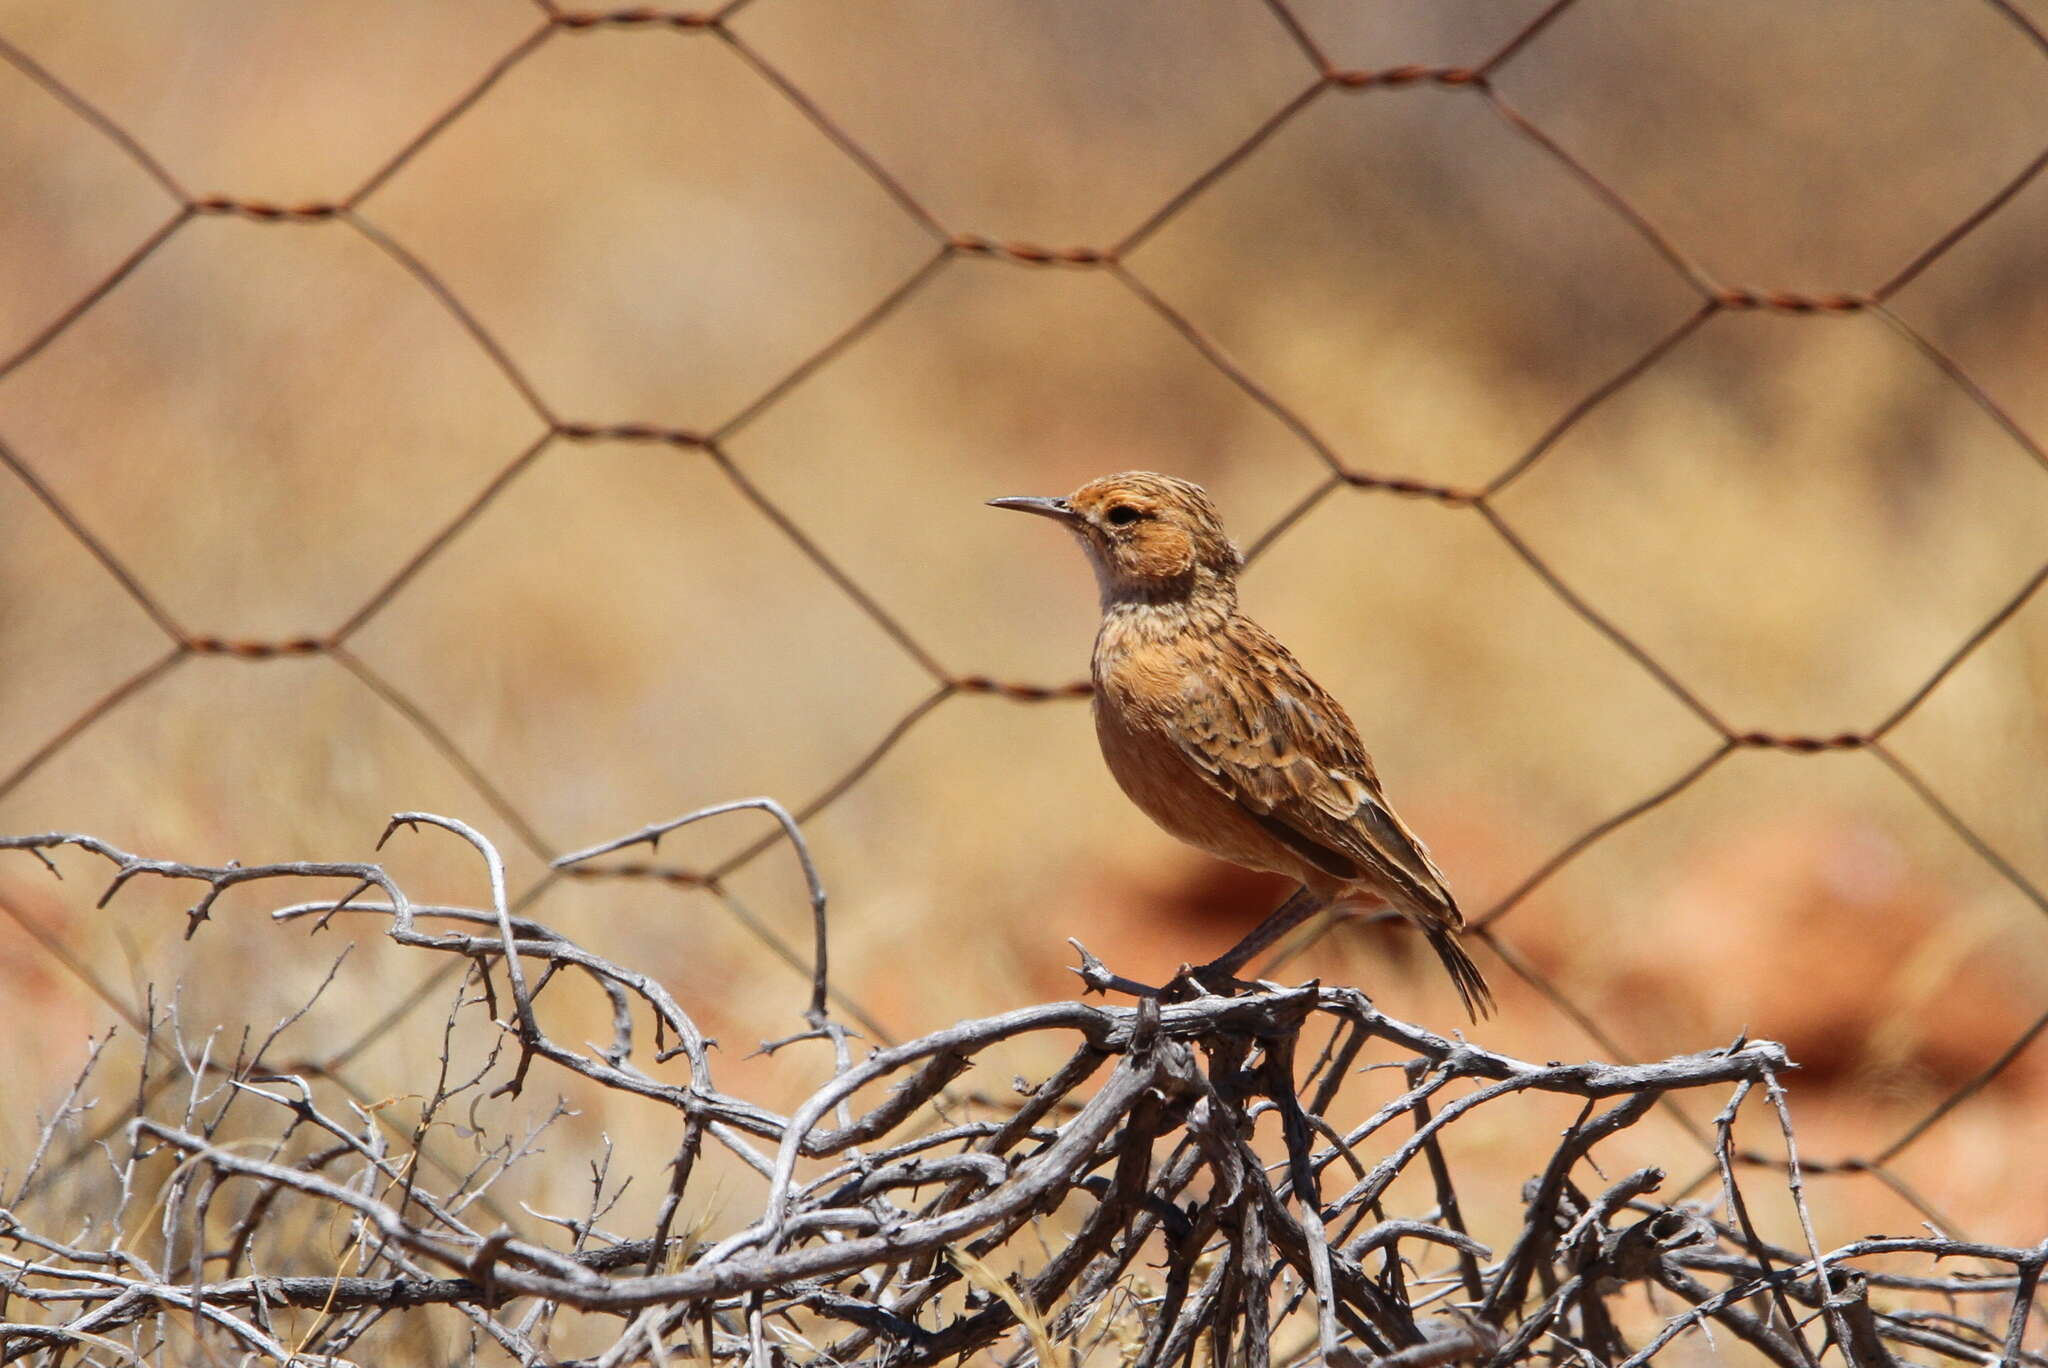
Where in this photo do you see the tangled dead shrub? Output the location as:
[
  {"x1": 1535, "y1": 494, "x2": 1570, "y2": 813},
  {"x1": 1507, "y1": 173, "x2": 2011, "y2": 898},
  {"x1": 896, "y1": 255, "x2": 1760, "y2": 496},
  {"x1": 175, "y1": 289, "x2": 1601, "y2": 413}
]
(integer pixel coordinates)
[{"x1": 0, "y1": 811, "x2": 2042, "y2": 1367}]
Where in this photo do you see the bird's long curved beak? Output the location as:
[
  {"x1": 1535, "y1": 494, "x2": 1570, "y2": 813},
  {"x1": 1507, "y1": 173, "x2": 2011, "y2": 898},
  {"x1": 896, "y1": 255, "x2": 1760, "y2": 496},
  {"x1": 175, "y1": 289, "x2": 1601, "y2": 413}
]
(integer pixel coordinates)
[{"x1": 987, "y1": 495, "x2": 1078, "y2": 523}]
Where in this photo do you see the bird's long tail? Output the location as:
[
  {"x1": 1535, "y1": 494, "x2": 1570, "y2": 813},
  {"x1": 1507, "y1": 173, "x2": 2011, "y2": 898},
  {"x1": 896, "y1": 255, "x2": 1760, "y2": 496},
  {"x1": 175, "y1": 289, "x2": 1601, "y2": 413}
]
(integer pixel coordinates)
[{"x1": 1422, "y1": 920, "x2": 1494, "y2": 1022}]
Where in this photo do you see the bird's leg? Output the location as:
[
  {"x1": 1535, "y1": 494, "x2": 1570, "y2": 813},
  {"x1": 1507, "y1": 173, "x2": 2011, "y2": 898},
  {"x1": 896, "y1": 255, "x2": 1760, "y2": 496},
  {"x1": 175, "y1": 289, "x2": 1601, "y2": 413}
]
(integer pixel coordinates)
[
  {"x1": 1191, "y1": 884, "x2": 1327, "y2": 988},
  {"x1": 1071, "y1": 887, "x2": 1327, "y2": 1003}
]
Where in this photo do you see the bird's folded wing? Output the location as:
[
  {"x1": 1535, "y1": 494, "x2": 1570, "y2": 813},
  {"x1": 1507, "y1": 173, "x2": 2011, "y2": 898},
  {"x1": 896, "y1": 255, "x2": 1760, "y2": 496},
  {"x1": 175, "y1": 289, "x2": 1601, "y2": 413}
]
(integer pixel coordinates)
[{"x1": 1167, "y1": 648, "x2": 1460, "y2": 926}]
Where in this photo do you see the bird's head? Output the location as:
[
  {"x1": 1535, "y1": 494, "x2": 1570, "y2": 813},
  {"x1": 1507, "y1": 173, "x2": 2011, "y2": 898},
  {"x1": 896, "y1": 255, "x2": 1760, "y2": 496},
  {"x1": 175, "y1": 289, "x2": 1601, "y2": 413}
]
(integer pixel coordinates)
[{"x1": 989, "y1": 471, "x2": 1242, "y2": 605}]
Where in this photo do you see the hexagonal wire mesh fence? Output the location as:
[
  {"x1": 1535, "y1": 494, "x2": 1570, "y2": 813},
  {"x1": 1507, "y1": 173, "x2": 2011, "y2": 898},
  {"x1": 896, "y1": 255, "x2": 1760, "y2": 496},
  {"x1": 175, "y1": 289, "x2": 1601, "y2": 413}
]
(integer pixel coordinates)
[{"x1": 1, "y1": 1, "x2": 2046, "y2": 1365}]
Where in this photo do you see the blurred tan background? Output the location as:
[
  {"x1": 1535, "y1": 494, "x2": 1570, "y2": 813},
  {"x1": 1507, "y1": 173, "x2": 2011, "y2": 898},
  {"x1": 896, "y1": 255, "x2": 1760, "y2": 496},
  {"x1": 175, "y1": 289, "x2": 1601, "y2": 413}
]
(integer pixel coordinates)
[{"x1": 3, "y1": 0, "x2": 2046, "y2": 1322}]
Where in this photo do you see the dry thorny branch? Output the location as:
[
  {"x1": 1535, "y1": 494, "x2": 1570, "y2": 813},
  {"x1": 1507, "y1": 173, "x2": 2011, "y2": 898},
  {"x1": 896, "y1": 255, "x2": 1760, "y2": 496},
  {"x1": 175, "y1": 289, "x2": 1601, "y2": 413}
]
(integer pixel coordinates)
[{"x1": 0, "y1": 807, "x2": 2041, "y2": 1367}]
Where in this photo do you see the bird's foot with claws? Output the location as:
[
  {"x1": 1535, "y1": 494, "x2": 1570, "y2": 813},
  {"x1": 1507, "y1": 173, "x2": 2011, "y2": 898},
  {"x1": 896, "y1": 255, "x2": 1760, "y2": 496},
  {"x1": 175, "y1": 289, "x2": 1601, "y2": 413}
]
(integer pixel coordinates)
[
  {"x1": 1067, "y1": 940, "x2": 1243, "y2": 1000},
  {"x1": 1068, "y1": 940, "x2": 1270, "y2": 1001}
]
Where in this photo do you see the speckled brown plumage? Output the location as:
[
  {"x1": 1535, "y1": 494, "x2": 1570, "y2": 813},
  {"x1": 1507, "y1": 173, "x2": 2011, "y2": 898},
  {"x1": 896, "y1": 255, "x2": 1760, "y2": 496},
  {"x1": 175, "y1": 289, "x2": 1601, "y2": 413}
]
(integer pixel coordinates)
[{"x1": 991, "y1": 471, "x2": 1493, "y2": 1019}]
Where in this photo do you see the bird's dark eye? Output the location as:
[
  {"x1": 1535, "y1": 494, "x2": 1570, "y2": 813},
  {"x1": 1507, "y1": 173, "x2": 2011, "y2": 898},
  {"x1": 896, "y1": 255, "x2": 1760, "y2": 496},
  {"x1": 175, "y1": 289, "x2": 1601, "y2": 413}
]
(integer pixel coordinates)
[{"x1": 1105, "y1": 504, "x2": 1142, "y2": 526}]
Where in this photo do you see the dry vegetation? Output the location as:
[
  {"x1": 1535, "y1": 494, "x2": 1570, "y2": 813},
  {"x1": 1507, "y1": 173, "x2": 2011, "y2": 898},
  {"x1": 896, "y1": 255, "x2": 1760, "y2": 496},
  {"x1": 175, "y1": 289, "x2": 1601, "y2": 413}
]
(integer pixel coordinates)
[
  {"x1": 2, "y1": 818, "x2": 2041, "y2": 1366},
  {"x1": 1, "y1": 1, "x2": 2046, "y2": 1363}
]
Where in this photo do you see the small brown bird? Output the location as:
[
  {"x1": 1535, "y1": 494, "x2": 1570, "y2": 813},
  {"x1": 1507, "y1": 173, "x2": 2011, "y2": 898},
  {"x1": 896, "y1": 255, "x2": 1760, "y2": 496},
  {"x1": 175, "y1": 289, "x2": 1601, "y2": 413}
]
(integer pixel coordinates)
[{"x1": 991, "y1": 471, "x2": 1492, "y2": 1019}]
